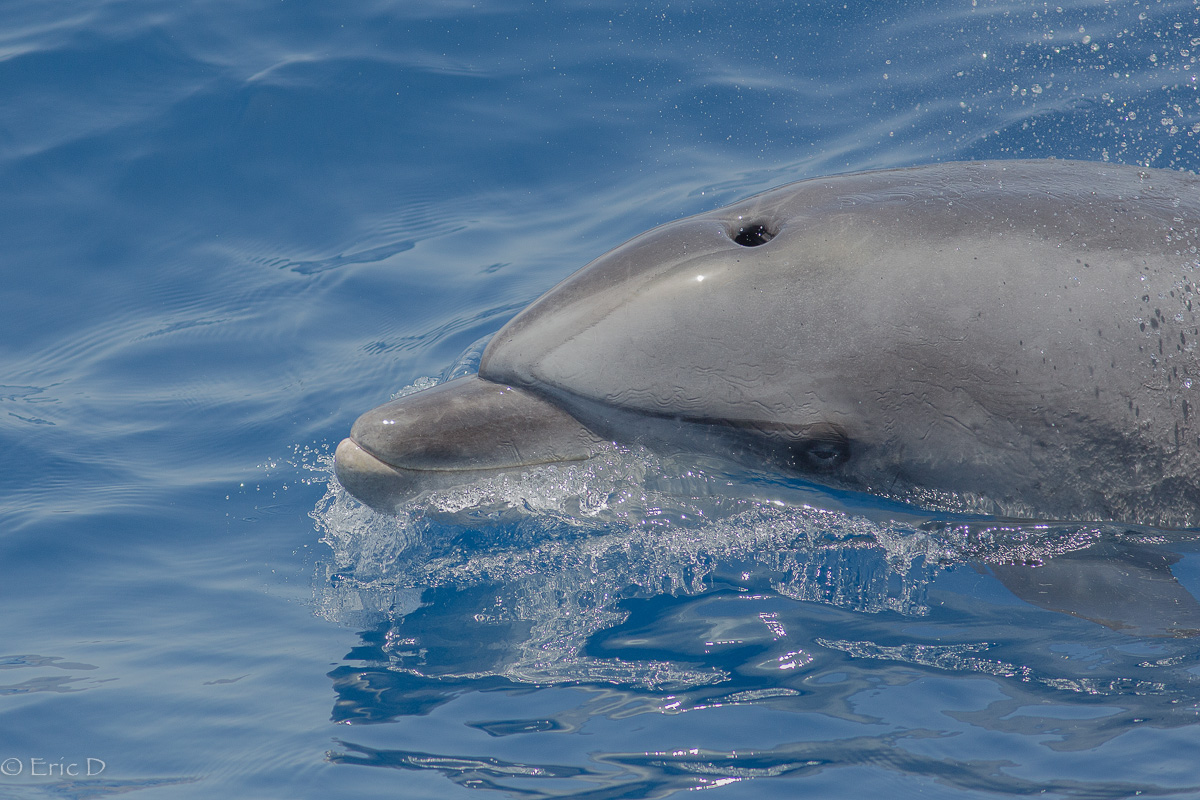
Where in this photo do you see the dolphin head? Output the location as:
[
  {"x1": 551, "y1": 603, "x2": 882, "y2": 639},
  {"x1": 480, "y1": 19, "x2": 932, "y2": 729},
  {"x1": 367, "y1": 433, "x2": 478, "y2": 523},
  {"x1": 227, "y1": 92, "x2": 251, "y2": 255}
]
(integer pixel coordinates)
[{"x1": 335, "y1": 161, "x2": 1200, "y2": 525}]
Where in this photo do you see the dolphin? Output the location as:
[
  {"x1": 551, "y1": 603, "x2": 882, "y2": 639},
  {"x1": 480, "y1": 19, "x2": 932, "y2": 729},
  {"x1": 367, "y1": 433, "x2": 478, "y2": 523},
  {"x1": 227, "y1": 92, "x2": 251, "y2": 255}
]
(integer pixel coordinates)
[
  {"x1": 334, "y1": 160, "x2": 1200, "y2": 526},
  {"x1": 990, "y1": 540, "x2": 1200, "y2": 637}
]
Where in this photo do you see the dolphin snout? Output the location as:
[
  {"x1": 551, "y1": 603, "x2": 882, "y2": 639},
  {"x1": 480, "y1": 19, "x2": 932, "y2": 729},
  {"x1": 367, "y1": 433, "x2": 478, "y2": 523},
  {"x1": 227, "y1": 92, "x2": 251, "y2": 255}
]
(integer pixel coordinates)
[
  {"x1": 333, "y1": 437, "x2": 424, "y2": 510},
  {"x1": 334, "y1": 375, "x2": 605, "y2": 510}
]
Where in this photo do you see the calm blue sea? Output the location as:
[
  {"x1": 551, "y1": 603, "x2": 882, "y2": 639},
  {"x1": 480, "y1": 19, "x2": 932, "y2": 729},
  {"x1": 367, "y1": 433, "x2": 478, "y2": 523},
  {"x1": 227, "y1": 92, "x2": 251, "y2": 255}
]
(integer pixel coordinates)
[{"x1": 3, "y1": 1, "x2": 1200, "y2": 798}]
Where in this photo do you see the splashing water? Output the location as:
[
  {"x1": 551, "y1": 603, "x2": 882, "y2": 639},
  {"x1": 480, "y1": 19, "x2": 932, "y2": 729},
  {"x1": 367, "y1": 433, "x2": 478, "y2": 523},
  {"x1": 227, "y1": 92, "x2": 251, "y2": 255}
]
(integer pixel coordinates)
[{"x1": 307, "y1": 372, "x2": 1182, "y2": 689}]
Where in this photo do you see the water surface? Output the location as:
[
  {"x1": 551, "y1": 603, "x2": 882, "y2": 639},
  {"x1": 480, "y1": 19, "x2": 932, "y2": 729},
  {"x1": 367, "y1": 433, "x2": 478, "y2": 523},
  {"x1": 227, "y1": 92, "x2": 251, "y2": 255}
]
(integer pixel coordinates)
[{"x1": 2, "y1": 1, "x2": 1200, "y2": 797}]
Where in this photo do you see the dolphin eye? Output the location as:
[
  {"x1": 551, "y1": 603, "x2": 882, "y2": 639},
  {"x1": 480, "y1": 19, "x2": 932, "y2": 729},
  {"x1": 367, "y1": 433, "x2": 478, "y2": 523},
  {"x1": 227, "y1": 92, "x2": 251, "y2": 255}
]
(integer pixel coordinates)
[
  {"x1": 793, "y1": 435, "x2": 850, "y2": 471},
  {"x1": 730, "y1": 221, "x2": 777, "y2": 247}
]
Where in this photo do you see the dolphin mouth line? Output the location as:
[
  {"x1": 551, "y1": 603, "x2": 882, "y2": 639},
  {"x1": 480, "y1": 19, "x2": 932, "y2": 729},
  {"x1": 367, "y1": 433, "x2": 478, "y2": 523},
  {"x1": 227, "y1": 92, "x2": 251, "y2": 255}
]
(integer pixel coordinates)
[
  {"x1": 347, "y1": 433, "x2": 584, "y2": 474},
  {"x1": 348, "y1": 436, "x2": 404, "y2": 469},
  {"x1": 336, "y1": 437, "x2": 406, "y2": 475},
  {"x1": 347, "y1": 434, "x2": 442, "y2": 473},
  {"x1": 334, "y1": 433, "x2": 597, "y2": 512}
]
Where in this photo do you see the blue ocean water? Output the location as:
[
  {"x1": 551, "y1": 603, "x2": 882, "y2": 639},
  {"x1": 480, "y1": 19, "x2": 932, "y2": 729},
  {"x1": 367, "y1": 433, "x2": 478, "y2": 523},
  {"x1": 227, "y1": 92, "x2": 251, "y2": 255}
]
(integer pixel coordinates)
[{"x1": 2, "y1": 1, "x2": 1200, "y2": 798}]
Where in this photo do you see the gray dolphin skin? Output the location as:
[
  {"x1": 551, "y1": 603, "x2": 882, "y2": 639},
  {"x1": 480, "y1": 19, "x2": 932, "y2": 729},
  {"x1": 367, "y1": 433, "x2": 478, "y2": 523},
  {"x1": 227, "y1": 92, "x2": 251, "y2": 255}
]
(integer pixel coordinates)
[
  {"x1": 335, "y1": 160, "x2": 1200, "y2": 526},
  {"x1": 991, "y1": 541, "x2": 1200, "y2": 637}
]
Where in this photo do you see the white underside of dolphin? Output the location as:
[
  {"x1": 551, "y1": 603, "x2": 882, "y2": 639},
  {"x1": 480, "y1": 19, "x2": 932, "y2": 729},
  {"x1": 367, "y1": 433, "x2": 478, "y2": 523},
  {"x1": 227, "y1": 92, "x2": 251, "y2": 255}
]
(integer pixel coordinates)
[{"x1": 335, "y1": 159, "x2": 1200, "y2": 527}]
